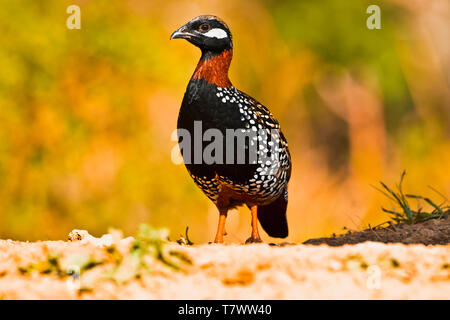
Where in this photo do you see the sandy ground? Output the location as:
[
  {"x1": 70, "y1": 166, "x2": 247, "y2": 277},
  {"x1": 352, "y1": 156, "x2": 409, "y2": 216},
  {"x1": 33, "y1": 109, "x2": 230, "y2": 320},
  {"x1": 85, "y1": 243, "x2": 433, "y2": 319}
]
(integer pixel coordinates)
[{"x1": 0, "y1": 232, "x2": 449, "y2": 299}]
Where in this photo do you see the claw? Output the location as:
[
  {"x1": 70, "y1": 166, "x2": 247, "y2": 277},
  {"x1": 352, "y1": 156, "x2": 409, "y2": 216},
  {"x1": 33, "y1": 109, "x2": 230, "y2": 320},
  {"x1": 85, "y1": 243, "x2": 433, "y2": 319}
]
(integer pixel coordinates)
[{"x1": 245, "y1": 236, "x2": 263, "y2": 244}]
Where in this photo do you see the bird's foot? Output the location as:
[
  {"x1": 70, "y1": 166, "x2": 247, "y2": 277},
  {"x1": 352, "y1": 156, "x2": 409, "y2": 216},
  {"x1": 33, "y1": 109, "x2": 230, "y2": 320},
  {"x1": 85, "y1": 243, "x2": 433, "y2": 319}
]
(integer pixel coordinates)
[
  {"x1": 211, "y1": 237, "x2": 225, "y2": 244},
  {"x1": 245, "y1": 236, "x2": 263, "y2": 244}
]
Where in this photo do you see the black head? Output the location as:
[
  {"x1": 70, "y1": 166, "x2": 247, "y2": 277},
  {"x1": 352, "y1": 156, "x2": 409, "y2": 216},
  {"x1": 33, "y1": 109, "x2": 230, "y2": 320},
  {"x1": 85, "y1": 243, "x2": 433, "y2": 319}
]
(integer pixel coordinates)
[{"x1": 170, "y1": 15, "x2": 233, "y2": 54}]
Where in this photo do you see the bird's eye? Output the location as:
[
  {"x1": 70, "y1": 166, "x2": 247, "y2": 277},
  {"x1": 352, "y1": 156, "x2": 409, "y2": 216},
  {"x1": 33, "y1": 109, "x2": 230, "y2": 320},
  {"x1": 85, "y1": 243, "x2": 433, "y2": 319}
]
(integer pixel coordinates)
[{"x1": 199, "y1": 23, "x2": 211, "y2": 32}]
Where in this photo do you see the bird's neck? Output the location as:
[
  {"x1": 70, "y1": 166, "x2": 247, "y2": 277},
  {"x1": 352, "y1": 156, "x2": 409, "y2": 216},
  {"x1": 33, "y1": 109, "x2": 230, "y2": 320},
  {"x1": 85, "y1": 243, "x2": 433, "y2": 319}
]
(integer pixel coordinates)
[{"x1": 192, "y1": 49, "x2": 233, "y2": 88}]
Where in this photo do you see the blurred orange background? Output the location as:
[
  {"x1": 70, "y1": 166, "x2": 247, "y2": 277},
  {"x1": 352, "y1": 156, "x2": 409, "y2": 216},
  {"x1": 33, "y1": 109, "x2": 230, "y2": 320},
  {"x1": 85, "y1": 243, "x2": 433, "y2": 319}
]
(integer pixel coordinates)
[{"x1": 0, "y1": 0, "x2": 448, "y2": 243}]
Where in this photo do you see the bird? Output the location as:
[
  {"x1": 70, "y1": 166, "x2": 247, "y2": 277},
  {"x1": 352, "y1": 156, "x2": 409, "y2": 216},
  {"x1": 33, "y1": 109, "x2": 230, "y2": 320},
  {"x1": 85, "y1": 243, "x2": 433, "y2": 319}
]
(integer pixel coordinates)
[{"x1": 171, "y1": 15, "x2": 291, "y2": 244}]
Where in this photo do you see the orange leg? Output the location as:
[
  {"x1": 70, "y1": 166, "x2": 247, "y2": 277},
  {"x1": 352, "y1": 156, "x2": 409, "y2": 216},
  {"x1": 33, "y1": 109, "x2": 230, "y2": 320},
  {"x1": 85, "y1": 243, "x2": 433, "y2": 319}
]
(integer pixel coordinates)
[
  {"x1": 214, "y1": 210, "x2": 228, "y2": 243},
  {"x1": 245, "y1": 205, "x2": 262, "y2": 244}
]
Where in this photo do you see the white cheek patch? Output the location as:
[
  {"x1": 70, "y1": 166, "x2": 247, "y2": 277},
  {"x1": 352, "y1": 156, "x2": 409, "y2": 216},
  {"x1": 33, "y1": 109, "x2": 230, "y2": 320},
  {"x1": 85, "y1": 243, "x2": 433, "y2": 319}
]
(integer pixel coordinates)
[{"x1": 203, "y1": 28, "x2": 228, "y2": 39}]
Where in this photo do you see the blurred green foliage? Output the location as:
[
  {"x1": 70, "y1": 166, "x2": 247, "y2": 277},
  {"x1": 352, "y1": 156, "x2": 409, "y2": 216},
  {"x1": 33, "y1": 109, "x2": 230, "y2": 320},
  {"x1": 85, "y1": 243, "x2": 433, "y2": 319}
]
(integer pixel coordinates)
[{"x1": 269, "y1": 0, "x2": 414, "y2": 129}]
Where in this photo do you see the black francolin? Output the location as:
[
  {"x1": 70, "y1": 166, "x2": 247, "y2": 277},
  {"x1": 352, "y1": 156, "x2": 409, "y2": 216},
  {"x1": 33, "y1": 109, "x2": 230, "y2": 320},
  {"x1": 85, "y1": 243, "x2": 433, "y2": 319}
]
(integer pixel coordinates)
[{"x1": 171, "y1": 15, "x2": 291, "y2": 243}]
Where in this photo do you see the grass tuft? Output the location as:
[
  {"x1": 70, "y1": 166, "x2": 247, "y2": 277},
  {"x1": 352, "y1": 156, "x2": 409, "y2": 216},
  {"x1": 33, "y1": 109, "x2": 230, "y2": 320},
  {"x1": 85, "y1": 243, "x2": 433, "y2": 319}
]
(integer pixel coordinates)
[
  {"x1": 104, "y1": 224, "x2": 192, "y2": 284},
  {"x1": 376, "y1": 171, "x2": 450, "y2": 224},
  {"x1": 130, "y1": 224, "x2": 192, "y2": 271}
]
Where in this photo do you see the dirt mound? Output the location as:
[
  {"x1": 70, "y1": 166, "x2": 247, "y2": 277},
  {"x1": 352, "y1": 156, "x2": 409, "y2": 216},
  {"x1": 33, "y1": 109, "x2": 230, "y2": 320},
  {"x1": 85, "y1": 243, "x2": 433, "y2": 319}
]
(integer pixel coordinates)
[{"x1": 304, "y1": 216, "x2": 450, "y2": 246}]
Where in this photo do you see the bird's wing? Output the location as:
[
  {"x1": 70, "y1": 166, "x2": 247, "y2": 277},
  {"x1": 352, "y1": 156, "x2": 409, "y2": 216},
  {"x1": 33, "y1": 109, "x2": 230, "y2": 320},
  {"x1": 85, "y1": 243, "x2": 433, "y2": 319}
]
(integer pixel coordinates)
[{"x1": 236, "y1": 90, "x2": 292, "y2": 182}]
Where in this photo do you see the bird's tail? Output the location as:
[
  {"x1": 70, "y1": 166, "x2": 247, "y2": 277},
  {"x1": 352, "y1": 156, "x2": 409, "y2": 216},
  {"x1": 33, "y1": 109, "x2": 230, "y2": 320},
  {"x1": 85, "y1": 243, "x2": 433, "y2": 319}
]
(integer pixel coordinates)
[{"x1": 257, "y1": 189, "x2": 288, "y2": 238}]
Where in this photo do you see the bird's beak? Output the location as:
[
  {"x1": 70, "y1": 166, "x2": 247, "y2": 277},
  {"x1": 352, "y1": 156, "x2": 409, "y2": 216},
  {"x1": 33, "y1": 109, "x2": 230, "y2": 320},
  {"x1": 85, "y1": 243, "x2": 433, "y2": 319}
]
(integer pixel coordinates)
[{"x1": 170, "y1": 25, "x2": 195, "y2": 40}]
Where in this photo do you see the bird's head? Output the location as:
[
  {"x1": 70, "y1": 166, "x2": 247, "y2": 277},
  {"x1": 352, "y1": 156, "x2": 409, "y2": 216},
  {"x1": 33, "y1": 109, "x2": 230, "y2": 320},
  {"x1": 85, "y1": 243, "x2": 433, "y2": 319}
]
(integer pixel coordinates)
[{"x1": 170, "y1": 15, "x2": 233, "y2": 54}]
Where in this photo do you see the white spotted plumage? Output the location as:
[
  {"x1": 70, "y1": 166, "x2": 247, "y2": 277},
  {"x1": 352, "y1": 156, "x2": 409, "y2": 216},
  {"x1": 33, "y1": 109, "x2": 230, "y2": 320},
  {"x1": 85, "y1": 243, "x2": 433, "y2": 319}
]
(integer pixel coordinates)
[{"x1": 190, "y1": 86, "x2": 291, "y2": 205}]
